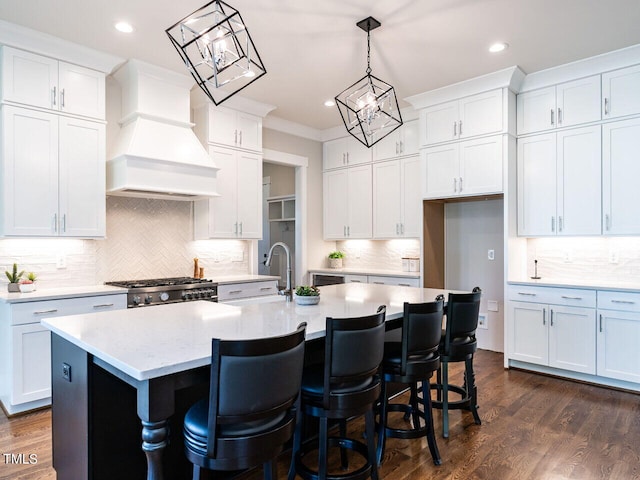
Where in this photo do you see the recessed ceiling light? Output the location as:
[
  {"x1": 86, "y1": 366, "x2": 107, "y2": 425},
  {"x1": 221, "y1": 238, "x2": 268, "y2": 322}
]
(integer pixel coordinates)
[
  {"x1": 489, "y1": 42, "x2": 508, "y2": 53},
  {"x1": 324, "y1": 100, "x2": 335, "y2": 107},
  {"x1": 115, "y1": 22, "x2": 134, "y2": 33}
]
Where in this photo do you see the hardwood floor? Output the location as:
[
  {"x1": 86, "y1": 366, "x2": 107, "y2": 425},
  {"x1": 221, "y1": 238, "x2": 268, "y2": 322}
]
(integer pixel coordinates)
[{"x1": 1, "y1": 350, "x2": 639, "y2": 479}]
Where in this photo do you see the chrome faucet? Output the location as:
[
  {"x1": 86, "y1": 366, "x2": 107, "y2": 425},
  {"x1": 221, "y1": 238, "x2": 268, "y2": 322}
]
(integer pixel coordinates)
[{"x1": 265, "y1": 241, "x2": 293, "y2": 302}]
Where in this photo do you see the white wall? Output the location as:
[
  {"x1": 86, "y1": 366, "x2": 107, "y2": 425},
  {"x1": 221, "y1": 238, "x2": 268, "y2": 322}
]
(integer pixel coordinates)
[{"x1": 445, "y1": 199, "x2": 505, "y2": 352}]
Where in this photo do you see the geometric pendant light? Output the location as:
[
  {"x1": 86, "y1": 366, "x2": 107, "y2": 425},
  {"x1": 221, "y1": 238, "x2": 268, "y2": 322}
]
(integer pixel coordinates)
[
  {"x1": 335, "y1": 17, "x2": 403, "y2": 148},
  {"x1": 166, "y1": 0, "x2": 267, "y2": 106}
]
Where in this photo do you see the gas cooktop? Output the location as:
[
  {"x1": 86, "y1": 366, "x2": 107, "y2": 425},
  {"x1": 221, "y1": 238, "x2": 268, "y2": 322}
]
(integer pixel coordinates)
[
  {"x1": 105, "y1": 277, "x2": 217, "y2": 307},
  {"x1": 106, "y1": 277, "x2": 214, "y2": 289}
]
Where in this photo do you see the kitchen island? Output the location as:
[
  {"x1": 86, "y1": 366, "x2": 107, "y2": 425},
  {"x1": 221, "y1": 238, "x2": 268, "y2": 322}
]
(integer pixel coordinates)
[{"x1": 42, "y1": 283, "x2": 457, "y2": 480}]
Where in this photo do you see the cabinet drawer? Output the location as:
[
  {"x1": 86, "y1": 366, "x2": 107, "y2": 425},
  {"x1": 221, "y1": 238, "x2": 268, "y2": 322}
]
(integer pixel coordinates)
[
  {"x1": 368, "y1": 276, "x2": 419, "y2": 287},
  {"x1": 10, "y1": 294, "x2": 126, "y2": 325},
  {"x1": 508, "y1": 285, "x2": 595, "y2": 307},
  {"x1": 344, "y1": 275, "x2": 368, "y2": 284},
  {"x1": 218, "y1": 281, "x2": 279, "y2": 301},
  {"x1": 597, "y1": 290, "x2": 640, "y2": 312}
]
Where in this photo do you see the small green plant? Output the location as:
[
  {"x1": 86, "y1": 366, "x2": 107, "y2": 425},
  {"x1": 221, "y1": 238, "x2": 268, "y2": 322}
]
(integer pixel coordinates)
[
  {"x1": 5, "y1": 263, "x2": 24, "y2": 283},
  {"x1": 328, "y1": 251, "x2": 345, "y2": 259},
  {"x1": 21, "y1": 272, "x2": 37, "y2": 284},
  {"x1": 295, "y1": 285, "x2": 320, "y2": 296}
]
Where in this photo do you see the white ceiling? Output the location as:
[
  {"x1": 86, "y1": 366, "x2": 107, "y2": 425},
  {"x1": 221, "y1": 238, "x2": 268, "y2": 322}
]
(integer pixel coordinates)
[{"x1": 1, "y1": 0, "x2": 640, "y2": 131}]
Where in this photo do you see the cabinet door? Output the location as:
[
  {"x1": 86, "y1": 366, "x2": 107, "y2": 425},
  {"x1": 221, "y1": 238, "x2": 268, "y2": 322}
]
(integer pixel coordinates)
[
  {"x1": 400, "y1": 155, "x2": 422, "y2": 238},
  {"x1": 236, "y1": 112, "x2": 262, "y2": 151},
  {"x1": 459, "y1": 89, "x2": 503, "y2": 139},
  {"x1": 602, "y1": 118, "x2": 640, "y2": 235},
  {"x1": 323, "y1": 169, "x2": 349, "y2": 239},
  {"x1": 323, "y1": 138, "x2": 347, "y2": 170},
  {"x1": 207, "y1": 146, "x2": 238, "y2": 238},
  {"x1": 347, "y1": 164, "x2": 372, "y2": 238},
  {"x1": 58, "y1": 117, "x2": 106, "y2": 237},
  {"x1": 555, "y1": 75, "x2": 601, "y2": 128},
  {"x1": 597, "y1": 309, "x2": 640, "y2": 383},
  {"x1": 422, "y1": 100, "x2": 458, "y2": 145},
  {"x1": 11, "y1": 324, "x2": 51, "y2": 404},
  {"x1": 1, "y1": 106, "x2": 59, "y2": 236},
  {"x1": 236, "y1": 151, "x2": 262, "y2": 238},
  {"x1": 208, "y1": 106, "x2": 238, "y2": 148},
  {"x1": 1, "y1": 46, "x2": 58, "y2": 110},
  {"x1": 517, "y1": 133, "x2": 557, "y2": 236},
  {"x1": 373, "y1": 160, "x2": 402, "y2": 238},
  {"x1": 458, "y1": 135, "x2": 503, "y2": 196},
  {"x1": 372, "y1": 130, "x2": 401, "y2": 162},
  {"x1": 602, "y1": 64, "x2": 640, "y2": 120},
  {"x1": 508, "y1": 301, "x2": 548, "y2": 366},
  {"x1": 548, "y1": 306, "x2": 596, "y2": 374},
  {"x1": 423, "y1": 143, "x2": 458, "y2": 199},
  {"x1": 517, "y1": 86, "x2": 556, "y2": 135},
  {"x1": 555, "y1": 126, "x2": 601, "y2": 236},
  {"x1": 58, "y1": 62, "x2": 105, "y2": 119},
  {"x1": 345, "y1": 137, "x2": 371, "y2": 166},
  {"x1": 401, "y1": 120, "x2": 419, "y2": 156}
]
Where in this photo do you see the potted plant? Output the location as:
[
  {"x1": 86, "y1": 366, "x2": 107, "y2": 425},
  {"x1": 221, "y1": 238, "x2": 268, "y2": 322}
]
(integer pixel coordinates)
[
  {"x1": 5, "y1": 263, "x2": 24, "y2": 292},
  {"x1": 19, "y1": 272, "x2": 37, "y2": 293},
  {"x1": 294, "y1": 285, "x2": 320, "y2": 305},
  {"x1": 328, "y1": 251, "x2": 345, "y2": 269}
]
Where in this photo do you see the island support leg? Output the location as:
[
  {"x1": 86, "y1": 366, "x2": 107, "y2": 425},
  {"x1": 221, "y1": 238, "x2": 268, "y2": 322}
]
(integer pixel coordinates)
[{"x1": 141, "y1": 420, "x2": 169, "y2": 480}]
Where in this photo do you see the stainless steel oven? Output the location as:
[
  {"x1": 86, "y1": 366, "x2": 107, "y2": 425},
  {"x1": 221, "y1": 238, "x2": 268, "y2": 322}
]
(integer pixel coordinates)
[{"x1": 105, "y1": 277, "x2": 218, "y2": 308}]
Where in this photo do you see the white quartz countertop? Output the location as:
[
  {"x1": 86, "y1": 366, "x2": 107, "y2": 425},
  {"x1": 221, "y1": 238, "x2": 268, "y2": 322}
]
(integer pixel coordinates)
[
  {"x1": 508, "y1": 279, "x2": 640, "y2": 293},
  {"x1": 0, "y1": 285, "x2": 127, "y2": 304},
  {"x1": 210, "y1": 274, "x2": 281, "y2": 285},
  {"x1": 309, "y1": 268, "x2": 420, "y2": 278},
  {"x1": 42, "y1": 283, "x2": 457, "y2": 382}
]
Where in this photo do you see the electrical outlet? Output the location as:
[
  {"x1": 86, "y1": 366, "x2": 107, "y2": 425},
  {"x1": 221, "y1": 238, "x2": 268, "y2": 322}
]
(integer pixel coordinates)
[
  {"x1": 609, "y1": 250, "x2": 619, "y2": 264},
  {"x1": 56, "y1": 255, "x2": 67, "y2": 269},
  {"x1": 487, "y1": 249, "x2": 495, "y2": 261},
  {"x1": 62, "y1": 363, "x2": 72, "y2": 382},
  {"x1": 563, "y1": 250, "x2": 572, "y2": 263},
  {"x1": 232, "y1": 251, "x2": 244, "y2": 262},
  {"x1": 478, "y1": 313, "x2": 488, "y2": 329}
]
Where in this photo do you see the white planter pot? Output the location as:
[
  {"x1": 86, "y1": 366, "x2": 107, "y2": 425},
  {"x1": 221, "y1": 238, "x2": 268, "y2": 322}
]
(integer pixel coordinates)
[
  {"x1": 329, "y1": 258, "x2": 343, "y2": 269},
  {"x1": 294, "y1": 295, "x2": 320, "y2": 305},
  {"x1": 19, "y1": 283, "x2": 36, "y2": 293}
]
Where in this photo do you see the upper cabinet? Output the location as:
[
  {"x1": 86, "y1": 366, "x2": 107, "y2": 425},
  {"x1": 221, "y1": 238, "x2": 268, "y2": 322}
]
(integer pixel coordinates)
[
  {"x1": 323, "y1": 136, "x2": 371, "y2": 170},
  {"x1": 323, "y1": 164, "x2": 372, "y2": 239},
  {"x1": 421, "y1": 89, "x2": 503, "y2": 146},
  {"x1": 1, "y1": 46, "x2": 105, "y2": 120},
  {"x1": 517, "y1": 75, "x2": 601, "y2": 135},
  {"x1": 193, "y1": 104, "x2": 262, "y2": 152},
  {"x1": 1, "y1": 106, "x2": 106, "y2": 237},
  {"x1": 372, "y1": 120, "x2": 419, "y2": 161},
  {"x1": 602, "y1": 64, "x2": 640, "y2": 120}
]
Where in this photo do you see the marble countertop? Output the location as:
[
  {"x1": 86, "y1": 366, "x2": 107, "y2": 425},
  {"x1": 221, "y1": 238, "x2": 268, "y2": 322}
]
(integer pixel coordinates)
[
  {"x1": 210, "y1": 274, "x2": 281, "y2": 285},
  {"x1": 42, "y1": 283, "x2": 456, "y2": 382},
  {"x1": 0, "y1": 285, "x2": 127, "y2": 304},
  {"x1": 508, "y1": 279, "x2": 640, "y2": 293},
  {"x1": 309, "y1": 268, "x2": 420, "y2": 278}
]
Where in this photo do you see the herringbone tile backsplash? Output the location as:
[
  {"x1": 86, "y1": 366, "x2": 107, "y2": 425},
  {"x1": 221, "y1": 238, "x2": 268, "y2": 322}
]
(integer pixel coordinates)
[{"x1": 0, "y1": 197, "x2": 250, "y2": 289}]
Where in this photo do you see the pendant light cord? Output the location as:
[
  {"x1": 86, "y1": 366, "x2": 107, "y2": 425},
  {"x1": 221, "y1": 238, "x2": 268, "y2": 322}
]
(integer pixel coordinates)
[{"x1": 366, "y1": 26, "x2": 372, "y2": 74}]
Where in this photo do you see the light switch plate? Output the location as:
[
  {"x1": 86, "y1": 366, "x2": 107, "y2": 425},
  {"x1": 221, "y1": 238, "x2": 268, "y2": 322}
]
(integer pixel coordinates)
[
  {"x1": 487, "y1": 300, "x2": 499, "y2": 312},
  {"x1": 478, "y1": 313, "x2": 488, "y2": 329}
]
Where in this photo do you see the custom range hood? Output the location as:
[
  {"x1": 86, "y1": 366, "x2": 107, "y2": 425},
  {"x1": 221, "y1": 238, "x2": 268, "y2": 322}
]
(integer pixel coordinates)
[{"x1": 107, "y1": 59, "x2": 218, "y2": 200}]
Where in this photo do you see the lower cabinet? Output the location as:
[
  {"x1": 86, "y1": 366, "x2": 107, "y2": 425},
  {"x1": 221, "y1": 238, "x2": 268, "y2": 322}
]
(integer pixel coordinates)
[
  {"x1": 0, "y1": 293, "x2": 126, "y2": 415},
  {"x1": 596, "y1": 290, "x2": 640, "y2": 383},
  {"x1": 508, "y1": 286, "x2": 596, "y2": 375},
  {"x1": 218, "y1": 280, "x2": 279, "y2": 302}
]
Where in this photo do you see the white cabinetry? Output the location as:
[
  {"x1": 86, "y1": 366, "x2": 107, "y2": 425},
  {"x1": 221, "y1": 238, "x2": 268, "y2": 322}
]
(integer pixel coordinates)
[
  {"x1": 516, "y1": 76, "x2": 600, "y2": 135},
  {"x1": 508, "y1": 286, "x2": 596, "y2": 375},
  {"x1": 1, "y1": 46, "x2": 105, "y2": 119},
  {"x1": 596, "y1": 290, "x2": 640, "y2": 383},
  {"x1": 193, "y1": 105, "x2": 262, "y2": 152},
  {"x1": 517, "y1": 126, "x2": 601, "y2": 236},
  {"x1": 0, "y1": 293, "x2": 126, "y2": 415},
  {"x1": 421, "y1": 89, "x2": 503, "y2": 146},
  {"x1": 218, "y1": 280, "x2": 279, "y2": 302},
  {"x1": 372, "y1": 120, "x2": 419, "y2": 161},
  {"x1": 602, "y1": 117, "x2": 640, "y2": 235},
  {"x1": 1, "y1": 105, "x2": 106, "y2": 237},
  {"x1": 372, "y1": 156, "x2": 421, "y2": 238},
  {"x1": 602, "y1": 64, "x2": 640, "y2": 120},
  {"x1": 367, "y1": 275, "x2": 419, "y2": 287},
  {"x1": 323, "y1": 136, "x2": 371, "y2": 170},
  {"x1": 423, "y1": 134, "x2": 503, "y2": 199},
  {"x1": 323, "y1": 164, "x2": 372, "y2": 239},
  {"x1": 194, "y1": 146, "x2": 262, "y2": 239}
]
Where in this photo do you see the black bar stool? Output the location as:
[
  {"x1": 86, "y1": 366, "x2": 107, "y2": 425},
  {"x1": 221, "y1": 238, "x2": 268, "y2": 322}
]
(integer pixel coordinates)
[
  {"x1": 183, "y1": 323, "x2": 307, "y2": 480},
  {"x1": 431, "y1": 287, "x2": 482, "y2": 438},
  {"x1": 376, "y1": 300, "x2": 443, "y2": 467},
  {"x1": 289, "y1": 306, "x2": 386, "y2": 480}
]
